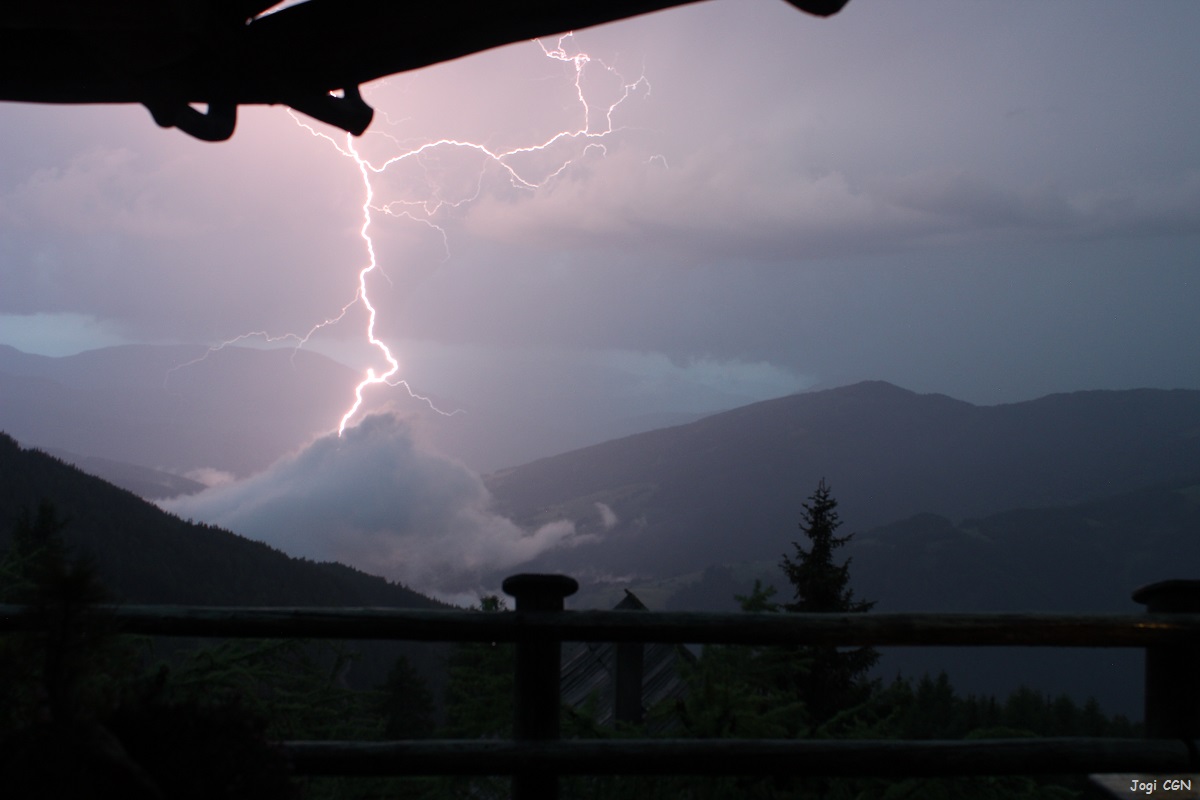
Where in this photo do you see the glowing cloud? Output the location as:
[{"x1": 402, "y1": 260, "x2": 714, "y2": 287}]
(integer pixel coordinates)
[{"x1": 162, "y1": 413, "x2": 594, "y2": 594}]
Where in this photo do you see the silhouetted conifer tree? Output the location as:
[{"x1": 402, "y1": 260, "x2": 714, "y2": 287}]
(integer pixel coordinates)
[{"x1": 780, "y1": 479, "x2": 879, "y2": 729}]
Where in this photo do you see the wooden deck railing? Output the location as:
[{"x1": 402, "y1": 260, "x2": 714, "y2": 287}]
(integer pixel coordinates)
[{"x1": 4, "y1": 574, "x2": 1200, "y2": 798}]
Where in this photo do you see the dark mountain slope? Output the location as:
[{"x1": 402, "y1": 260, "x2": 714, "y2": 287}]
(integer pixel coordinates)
[
  {"x1": 577, "y1": 481, "x2": 1200, "y2": 718},
  {"x1": 0, "y1": 431, "x2": 440, "y2": 609},
  {"x1": 850, "y1": 481, "x2": 1200, "y2": 716},
  {"x1": 486, "y1": 382, "x2": 1200, "y2": 579},
  {"x1": 850, "y1": 481, "x2": 1200, "y2": 614},
  {"x1": 43, "y1": 448, "x2": 207, "y2": 500}
]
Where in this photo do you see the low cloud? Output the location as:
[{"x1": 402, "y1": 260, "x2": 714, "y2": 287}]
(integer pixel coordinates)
[
  {"x1": 181, "y1": 467, "x2": 238, "y2": 490},
  {"x1": 595, "y1": 502, "x2": 619, "y2": 530},
  {"x1": 872, "y1": 169, "x2": 1079, "y2": 233},
  {"x1": 162, "y1": 412, "x2": 593, "y2": 595},
  {"x1": 464, "y1": 140, "x2": 1200, "y2": 260},
  {"x1": 463, "y1": 145, "x2": 928, "y2": 260}
]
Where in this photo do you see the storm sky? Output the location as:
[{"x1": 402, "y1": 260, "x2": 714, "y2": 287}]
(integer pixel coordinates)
[{"x1": 3, "y1": 0, "x2": 1199, "y2": 460}]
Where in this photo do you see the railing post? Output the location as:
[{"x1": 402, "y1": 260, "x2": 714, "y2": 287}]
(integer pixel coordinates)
[
  {"x1": 1133, "y1": 580, "x2": 1200, "y2": 738},
  {"x1": 615, "y1": 639, "x2": 645, "y2": 725},
  {"x1": 503, "y1": 573, "x2": 578, "y2": 800}
]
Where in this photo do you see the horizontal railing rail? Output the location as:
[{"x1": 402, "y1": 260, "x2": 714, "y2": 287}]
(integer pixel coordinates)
[
  {"x1": 4, "y1": 605, "x2": 1200, "y2": 646},
  {"x1": 4, "y1": 574, "x2": 1199, "y2": 799},
  {"x1": 278, "y1": 737, "x2": 1200, "y2": 777}
]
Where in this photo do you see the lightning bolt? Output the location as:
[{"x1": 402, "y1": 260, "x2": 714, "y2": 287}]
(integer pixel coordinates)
[{"x1": 184, "y1": 34, "x2": 652, "y2": 437}]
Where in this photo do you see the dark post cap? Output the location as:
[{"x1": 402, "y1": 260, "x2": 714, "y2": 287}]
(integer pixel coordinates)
[
  {"x1": 1132, "y1": 580, "x2": 1200, "y2": 612},
  {"x1": 502, "y1": 574, "x2": 579, "y2": 602}
]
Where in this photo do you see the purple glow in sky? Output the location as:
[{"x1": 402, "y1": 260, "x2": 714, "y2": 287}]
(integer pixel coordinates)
[
  {"x1": 5, "y1": 2, "x2": 1198, "y2": 405},
  {"x1": 3, "y1": 1, "x2": 1200, "y2": 594}
]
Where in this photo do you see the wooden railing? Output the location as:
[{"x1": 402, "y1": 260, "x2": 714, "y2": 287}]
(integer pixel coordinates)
[{"x1": 4, "y1": 574, "x2": 1200, "y2": 798}]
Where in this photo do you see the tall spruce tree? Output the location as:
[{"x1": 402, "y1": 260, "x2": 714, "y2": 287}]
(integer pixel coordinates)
[{"x1": 780, "y1": 479, "x2": 878, "y2": 729}]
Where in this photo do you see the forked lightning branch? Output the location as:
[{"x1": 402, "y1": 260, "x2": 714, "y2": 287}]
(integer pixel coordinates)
[{"x1": 186, "y1": 34, "x2": 652, "y2": 436}]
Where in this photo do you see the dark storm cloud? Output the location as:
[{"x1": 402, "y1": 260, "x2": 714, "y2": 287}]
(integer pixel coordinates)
[{"x1": 1, "y1": 0, "x2": 1198, "y2": 447}]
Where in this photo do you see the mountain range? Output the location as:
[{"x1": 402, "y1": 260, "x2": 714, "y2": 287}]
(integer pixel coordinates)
[
  {"x1": 0, "y1": 343, "x2": 709, "y2": 477},
  {"x1": 478, "y1": 381, "x2": 1200, "y2": 716},
  {"x1": 0, "y1": 343, "x2": 358, "y2": 478},
  {"x1": 4, "y1": 345, "x2": 1200, "y2": 717},
  {"x1": 485, "y1": 380, "x2": 1200, "y2": 586}
]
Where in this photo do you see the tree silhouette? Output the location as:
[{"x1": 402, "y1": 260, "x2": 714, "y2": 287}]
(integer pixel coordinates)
[
  {"x1": 779, "y1": 479, "x2": 878, "y2": 729},
  {"x1": 0, "y1": 501, "x2": 299, "y2": 799}
]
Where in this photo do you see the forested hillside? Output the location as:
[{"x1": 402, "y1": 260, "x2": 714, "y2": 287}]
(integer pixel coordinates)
[{"x1": 0, "y1": 431, "x2": 440, "y2": 609}]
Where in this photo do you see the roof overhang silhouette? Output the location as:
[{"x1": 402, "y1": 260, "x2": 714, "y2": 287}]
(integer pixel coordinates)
[{"x1": 0, "y1": 0, "x2": 849, "y2": 141}]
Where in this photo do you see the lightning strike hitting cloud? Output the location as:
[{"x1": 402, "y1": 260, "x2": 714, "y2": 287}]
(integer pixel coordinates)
[
  {"x1": 163, "y1": 413, "x2": 593, "y2": 594},
  {"x1": 178, "y1": 33, "x2": 653, "y2": 437},
  {"x1": 159, "y1": 34, "x2": 657, "y2": 594}
]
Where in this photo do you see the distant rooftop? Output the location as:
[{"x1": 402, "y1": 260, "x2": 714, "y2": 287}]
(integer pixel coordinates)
[{"x1": 561, "y1": 590, "x2": 695, "y2": 732}]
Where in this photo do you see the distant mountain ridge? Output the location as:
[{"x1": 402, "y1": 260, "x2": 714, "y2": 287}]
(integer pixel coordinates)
[
  {"x1": 42, "y1": 448, "x2": 207, "y2": 500},
  {"x1": 0, "y1": 343, "x2": 361, "y2": 477},
  {"x1": 485, "y1": 381, "x2": 1200, "y2": 580},
  {"x1": 0, "y1": 342, "x2": 699, "y2": 477}
]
